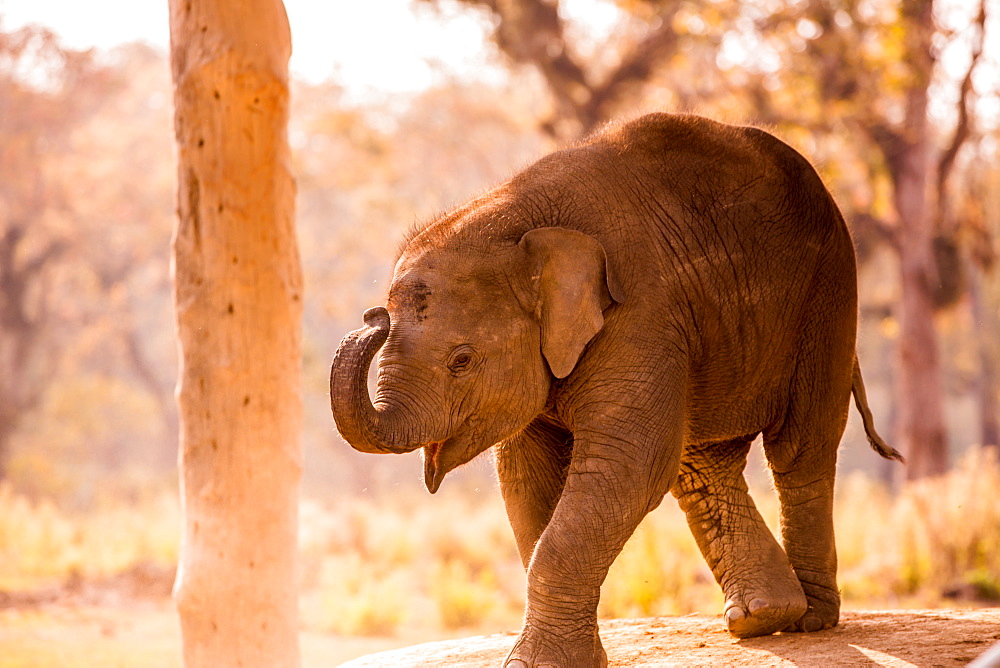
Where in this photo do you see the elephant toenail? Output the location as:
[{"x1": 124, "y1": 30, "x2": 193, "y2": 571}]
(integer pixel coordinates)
[
  {"x1": 506, "y1": 660, "x2": 529, "y2": 668},
  {"x1": 726, "y1": 606, "x2": 746, "y2": 624},
  {"x1": 748, "y1": 598, "x2": 769, "y2": 614},
  {"x1": 802, "y1": 615, "x2": 823, "y2": 632}
]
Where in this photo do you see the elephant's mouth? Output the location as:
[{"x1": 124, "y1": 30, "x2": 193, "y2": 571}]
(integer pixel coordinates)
[
  {"x1": 421, "y1": 413, "x2": 498, "y2": 493},
  {"x1": 421, "y1": 426, "x2": 488, "y2": 494},
  {"x1": 422, "y1": 441, "x2": 446, "y2": 493}
]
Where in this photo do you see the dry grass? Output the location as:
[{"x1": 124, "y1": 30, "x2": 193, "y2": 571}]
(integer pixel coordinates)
[
  {"x1": 0, "y1": 485, "x2": 179, "y2": 591},
  {"x1": 297, "y1": 491, "x2": 526, "y2": 637},
  {"x1": 2, "y1": 449, "x2": 999, "y2": 647},
  {"x1": 600, "y1": 501, "x2": 722, "y2": 619},
  {"x1": 837, "y1": 448, "x2": 1000, "y2": 606}
]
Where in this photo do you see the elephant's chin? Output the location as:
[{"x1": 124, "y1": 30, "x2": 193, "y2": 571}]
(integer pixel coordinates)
[{"x1": 421, "y1": 437, "x2": 485, "y2": 494}]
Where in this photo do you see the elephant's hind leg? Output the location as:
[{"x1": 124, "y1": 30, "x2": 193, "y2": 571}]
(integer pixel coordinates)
[
  {"x1": 763, "y1": 410, "x2": 845, "y2": 633},
  {"x1": 762, "y1": 255, "x2": 856, "y2": 633},
  {"x1": 672, "y1": 437, "x2": 807, "y2": 638}
]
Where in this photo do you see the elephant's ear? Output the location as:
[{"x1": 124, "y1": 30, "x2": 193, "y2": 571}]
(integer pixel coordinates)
[{"x1": 517, "y1": 227, "x2": 625, "y2": 379}]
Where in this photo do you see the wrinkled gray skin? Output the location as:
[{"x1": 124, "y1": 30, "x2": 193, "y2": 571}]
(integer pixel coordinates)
[{"x1": 329, "y1": 114, "x2": 903, "y2": 667}]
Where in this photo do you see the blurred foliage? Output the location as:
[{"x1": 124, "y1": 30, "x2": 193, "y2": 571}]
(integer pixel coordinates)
[
  {"x1": 1, "y1": 27, "x2": 176, "y2": 500},
  {"x1": 298, "y1": 486, "x2": 526, "y2": 637},
  {"x1": 836, "y1": 448, "x2": 1000, "y2": 603},
  {"x1": 0, "y1": 483, "x2": 178, "y2": 590},
  {"x1": 599, "y1": 504, "x2": 722, "y2": 618},
  {"x1": 312, "y1": 552, "x2": 410, "y2": 636},
  {"x1": 432, "y1": 560, "x2": 499, "y2": 630}
]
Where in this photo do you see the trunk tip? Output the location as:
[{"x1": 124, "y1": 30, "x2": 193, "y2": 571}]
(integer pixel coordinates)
[{"x1": 363, "y1": 306, "x2": 389, "y2": 330}]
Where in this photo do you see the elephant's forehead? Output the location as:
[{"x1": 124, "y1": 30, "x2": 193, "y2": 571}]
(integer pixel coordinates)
[
  {"x1": 385, "y1": 261, "x2": 526, "y2": 349},
  {"x1": 387, "y1": 263, "x2": 489, "y2": 317},
  {"x1": 395, "y1": 243, "x2": 476, "y2": 273}
]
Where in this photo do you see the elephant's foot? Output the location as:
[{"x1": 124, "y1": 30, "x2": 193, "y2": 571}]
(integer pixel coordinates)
[
  {"x1": 782, "y1": 578, "x2": 840, "y2": 633},
  {"x1": 722, "y1": 562, "x2": 808, "y2": 639},
  {"x1": 716, "y1": 542, "x2": 808, "y2": 638},
  {"x1": 724, "y1": 591, "x2": 808, "y2": 638},
  {"x1": 505, "y1": 625, "x2": 607, "y2": 668}
]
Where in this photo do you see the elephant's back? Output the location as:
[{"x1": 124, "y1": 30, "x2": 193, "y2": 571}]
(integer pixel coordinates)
[
  {"x1": 592, "y1": 114, "x2": 855, "y2": 300},
  {"x1": 607, "y1": 114, "x2": 847, "y2": 242}
]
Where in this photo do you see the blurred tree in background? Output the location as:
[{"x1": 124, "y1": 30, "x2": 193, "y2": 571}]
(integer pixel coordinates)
[
  {"x1": 0, "y1": 27, "x2": 175, "y2": 490},
  {"x1": 745, "y1": 0, "x2": 992, "y2": 479},
  {"x1": 0, "y1": 26, "x2": 104, "y2": 480},
  {"x1": 0, "y1": 0, "x2": 997, "y2": 505}
]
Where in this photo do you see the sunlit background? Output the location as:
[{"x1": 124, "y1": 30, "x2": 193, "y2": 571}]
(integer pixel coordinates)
[{"x1": 1, "y1": 0, "x2": 999, "y2": 665}]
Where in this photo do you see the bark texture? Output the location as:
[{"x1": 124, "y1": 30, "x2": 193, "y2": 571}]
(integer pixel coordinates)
[
  {"x1": 892, "y1": 134, "x2": 948, "y2": 479},
  {"x1": 882, "y1": 0, "x2": 948, "y2": 480},
  {"x1": 168, "y1": 1, "x2": 302, "y2": 666}
]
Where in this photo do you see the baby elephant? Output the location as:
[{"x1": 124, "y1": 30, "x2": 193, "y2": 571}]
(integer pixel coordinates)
[{"x1": 330, "y1": 113, "x2": 902, "y2": 667}]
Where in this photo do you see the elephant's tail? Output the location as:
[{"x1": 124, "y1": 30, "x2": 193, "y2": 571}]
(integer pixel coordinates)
[{"x1": 851, "y1": 357, "x2": 905, "y2": 463}]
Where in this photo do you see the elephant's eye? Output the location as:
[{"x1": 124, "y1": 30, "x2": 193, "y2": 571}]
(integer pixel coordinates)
[{"x1": 447, "y1": 346, "x2": 478, "y2": 375}]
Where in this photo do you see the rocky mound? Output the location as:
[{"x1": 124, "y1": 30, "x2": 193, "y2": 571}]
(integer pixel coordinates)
[{"x1": 341, "y1": 609, "x2": 1000, "y2": 667}]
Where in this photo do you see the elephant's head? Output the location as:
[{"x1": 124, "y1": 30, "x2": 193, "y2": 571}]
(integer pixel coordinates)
[{"x1": 330, "y1": 223, "x2": 623, "y2": 492}]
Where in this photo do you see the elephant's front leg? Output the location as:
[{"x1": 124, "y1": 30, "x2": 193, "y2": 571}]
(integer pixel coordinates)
[
  {"x1": 505, "y1": 407, "x2": 682, "y2": 668},
  {"x1": 495, "y1": 415, "x2": 574, "y2": 568}
]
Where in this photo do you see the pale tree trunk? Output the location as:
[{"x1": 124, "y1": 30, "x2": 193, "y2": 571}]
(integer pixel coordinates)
[
  {"x1": 168, "y1": 1, "x2": 302, "y2": 667},
  {"x1": 892, "y1": 129, "x2": 949, "y2": 479},
  {"x1": 970, "y1": 263, "x2": 1000, "y2": 450},
  {"x1": 872, "y1": 0, "x2": 949, "y2": 481}
]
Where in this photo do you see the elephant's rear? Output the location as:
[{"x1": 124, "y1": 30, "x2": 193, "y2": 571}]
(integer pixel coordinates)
[
  {"x1": 601, "y1": 114, "x2": 860, "y2": 441},
  {"x1": 740, "y1": 122, "x2": 862, "y2": 409}
]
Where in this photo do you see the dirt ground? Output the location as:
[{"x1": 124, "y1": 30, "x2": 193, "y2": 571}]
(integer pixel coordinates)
[
  {"x1": 0, "y1": 594, "x2": 400, "y2": 667},
  {"x1": 342, "y1": 609, "x2": 1000, "y2": 667}
]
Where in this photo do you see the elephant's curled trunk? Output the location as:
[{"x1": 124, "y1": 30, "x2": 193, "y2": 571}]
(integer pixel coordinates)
[{"x1": 329, "y1": 306, "x2": 419, "y2": 454}]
